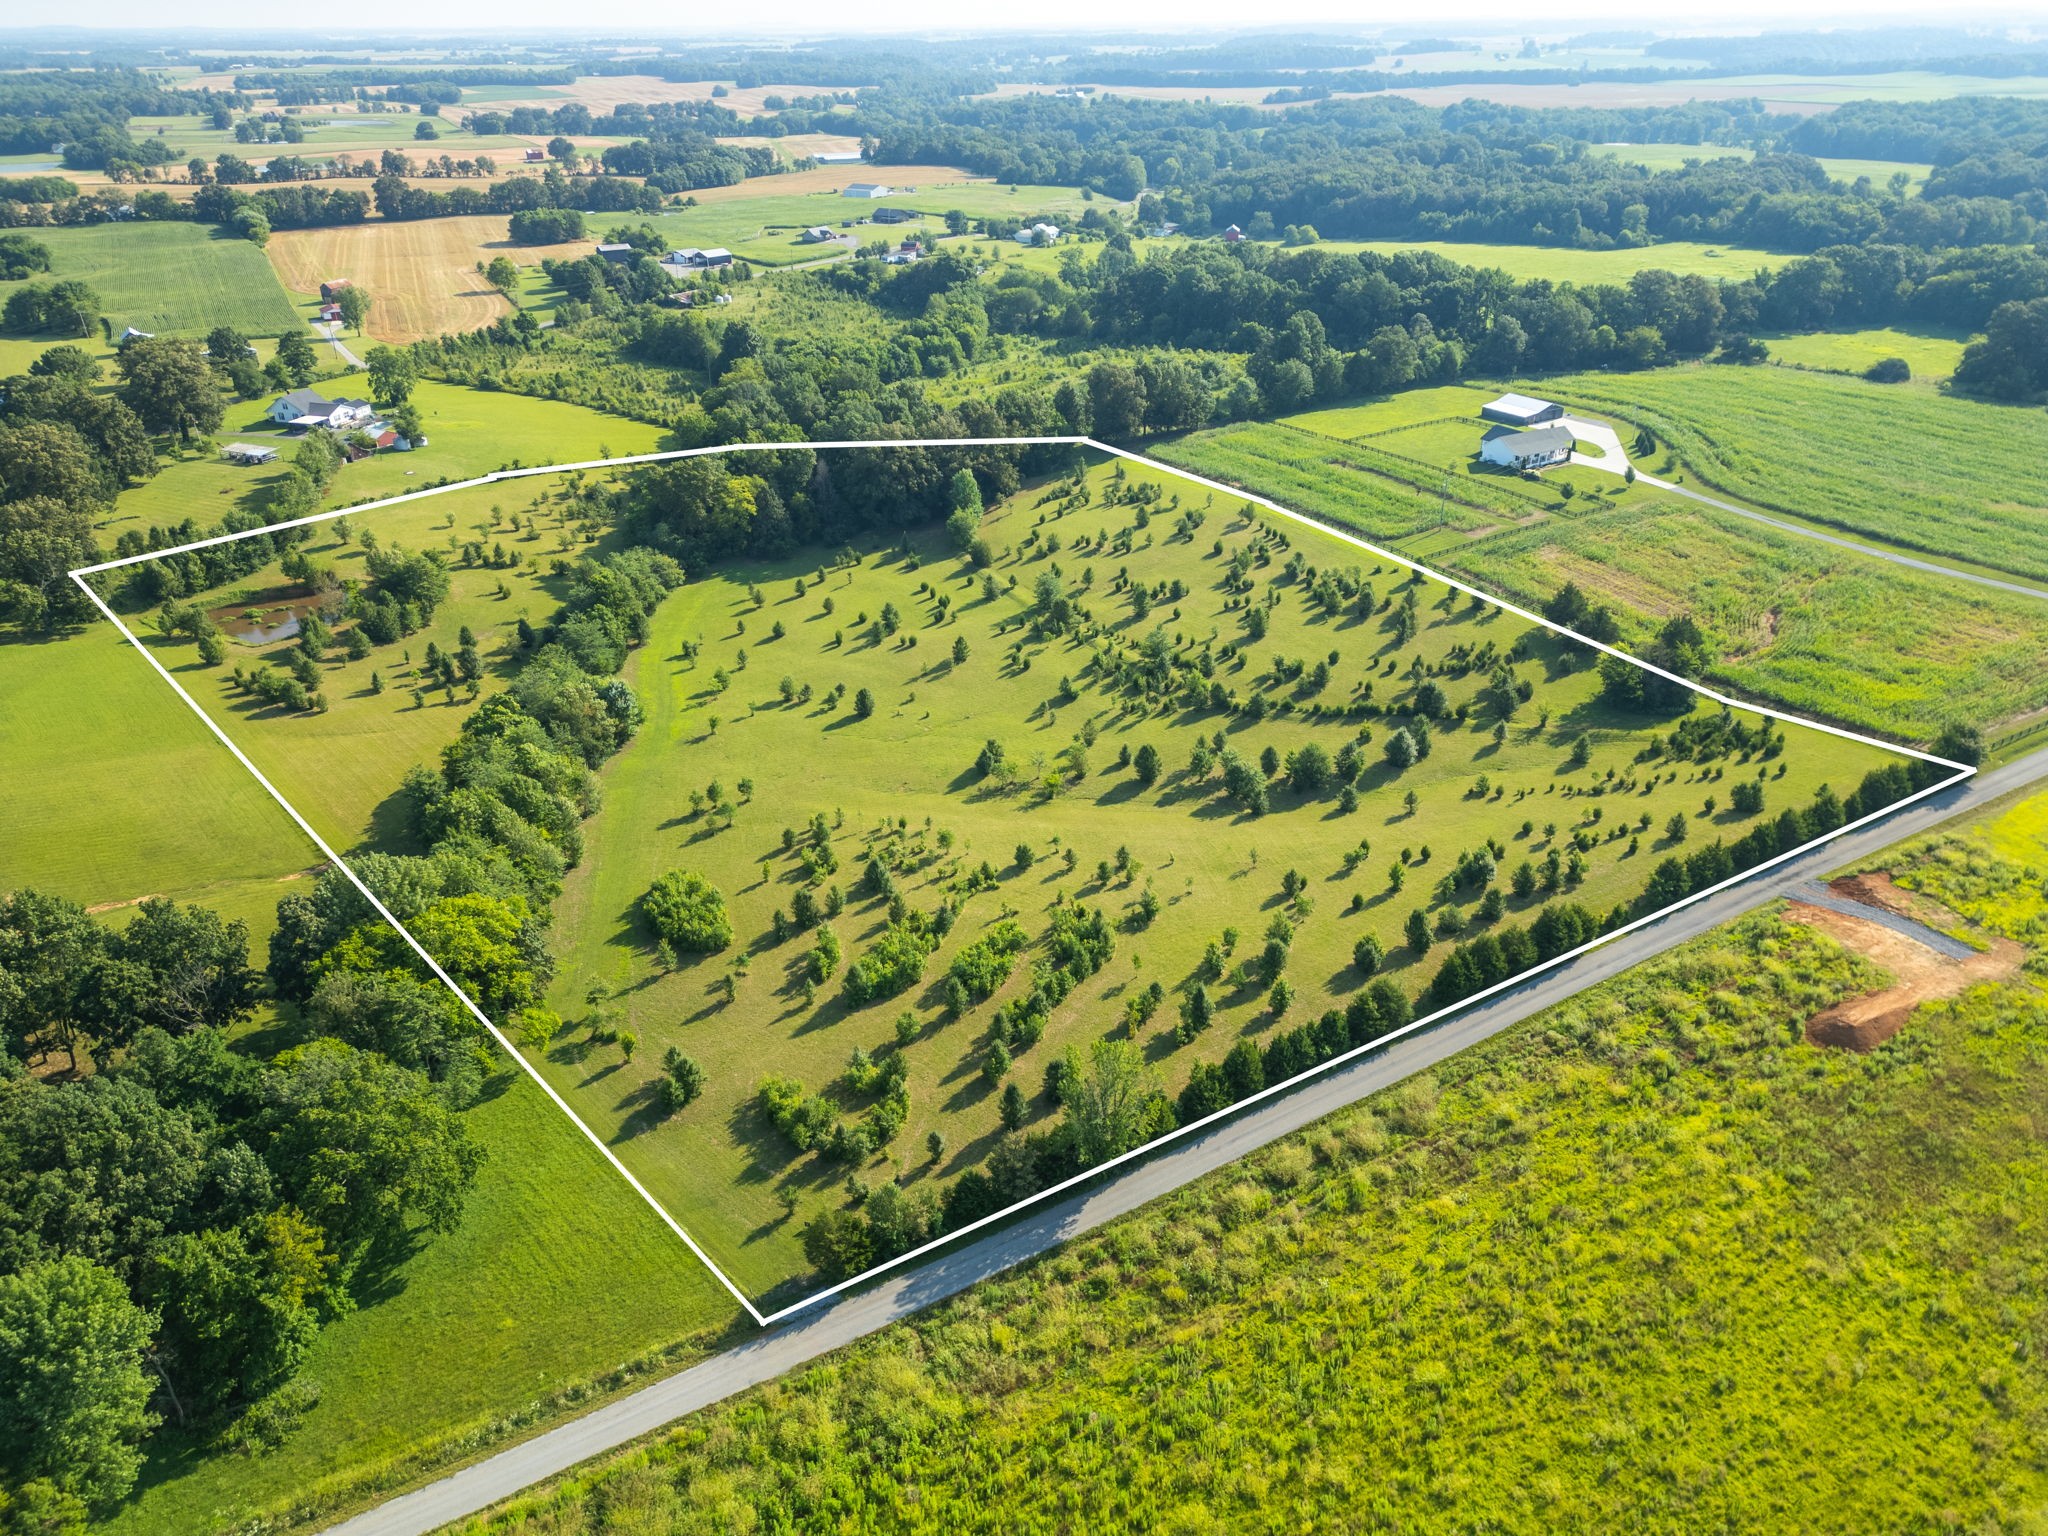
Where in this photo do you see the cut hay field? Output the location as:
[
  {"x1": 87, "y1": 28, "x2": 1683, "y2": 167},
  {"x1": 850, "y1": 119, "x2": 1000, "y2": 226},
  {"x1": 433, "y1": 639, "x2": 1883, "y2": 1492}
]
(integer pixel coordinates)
[
  {"x1": 0, "y1": 221, "x2": 301, "y2": 337},
  {"x1": 1314, "y1": 238, "x2": 1795, "y2": 283},
  {"x1": 267, "y1": 215, "x2": 586, "y2": 342},
  {"x1": 524, "y1": 457, "x2": 1889, "y2": 1295},
  {"x1": 458, "y1": 77, "x2": 853, "y2": 118},
  {"x1": 1547, "y1": 366, "x2": 2048, "y2": 584}
]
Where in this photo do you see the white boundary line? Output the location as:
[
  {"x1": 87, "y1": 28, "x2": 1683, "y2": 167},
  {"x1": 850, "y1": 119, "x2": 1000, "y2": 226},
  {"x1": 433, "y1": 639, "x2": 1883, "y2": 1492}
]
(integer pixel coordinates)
[{"x1": 72, "y1": 432, "x2": 1971, "y2": 1328}]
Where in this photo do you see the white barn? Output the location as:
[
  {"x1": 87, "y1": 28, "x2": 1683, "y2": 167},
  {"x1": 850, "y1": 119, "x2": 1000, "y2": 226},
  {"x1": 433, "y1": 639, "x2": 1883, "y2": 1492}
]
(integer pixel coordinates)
[
  {"x1": 841, "y1": 182, "x2": 892, "y2": 198},
  {"x1": 1480, "y1": 392, "x2": 1564, "y2": 426}
]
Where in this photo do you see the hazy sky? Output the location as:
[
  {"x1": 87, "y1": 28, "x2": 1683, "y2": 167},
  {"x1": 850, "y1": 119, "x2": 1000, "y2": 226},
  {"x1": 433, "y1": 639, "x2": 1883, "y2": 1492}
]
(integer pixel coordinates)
[{"x1": 6, "y1": 3, "x2": 2040, "y2": 38}]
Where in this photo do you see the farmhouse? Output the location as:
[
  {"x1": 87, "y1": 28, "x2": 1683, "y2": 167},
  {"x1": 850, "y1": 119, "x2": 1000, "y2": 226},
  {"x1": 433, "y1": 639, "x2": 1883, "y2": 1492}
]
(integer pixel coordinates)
[
  {"x1": 1480, "y1": 392, "x2": 1564, "y2": 426},
  {"x1": 220, "y1": 443, "x2": 279, "y2": 466},
  {"x1": 1478, "y1": 423, "x2": 1576, "y2": 470},
  {"x1": 1014, "y1": 222, "x2": 1061, "y2": 245},
  {"x1": 800, "y1": 225, "x2": 838, "y2": 243},
  {"x1": 265, "y1": 389, "x2": 377, "y2": 432},
  {"x1": 841, "y1": 182, "x2": 892, "y2": 198},
  {"x1": 595, "y1": 242, "x2": 636, "y2": 263}
]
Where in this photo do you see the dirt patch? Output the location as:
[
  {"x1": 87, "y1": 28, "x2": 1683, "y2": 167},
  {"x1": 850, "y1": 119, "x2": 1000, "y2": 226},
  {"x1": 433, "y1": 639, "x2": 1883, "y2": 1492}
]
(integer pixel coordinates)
[
  {"x1": 1826, "y1": 870, "x2": 1968, "y2": 933},
  {"x1": 85, "y1": 893, "x2": 163, "y2": 915},
  {"x1": 1788, "y1": 884, "x2": 2022, "y2": 1051}
]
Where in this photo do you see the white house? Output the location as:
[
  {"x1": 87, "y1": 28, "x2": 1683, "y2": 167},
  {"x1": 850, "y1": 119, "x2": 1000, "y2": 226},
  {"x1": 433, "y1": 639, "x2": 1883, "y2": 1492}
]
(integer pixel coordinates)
[
  {"x1": 266, "y1": 390, "x2": 377, "y2": 432},
  {"x1": 841, "y1": 182, "x2": 892, "y2": 198},
  {"x1": 1013, "y1": 222, "x2": 1061, "y2": 246},
  {"x1": 1480, "y1": 392, "x2": 1564, "y2": 426},
  {"x1": 1478, "y1": 423, "x2": 1575, "y2": 470}
]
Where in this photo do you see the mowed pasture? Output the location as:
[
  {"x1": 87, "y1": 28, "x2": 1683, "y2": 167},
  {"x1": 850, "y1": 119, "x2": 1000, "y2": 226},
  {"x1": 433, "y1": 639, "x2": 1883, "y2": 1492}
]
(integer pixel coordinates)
[
  {"x1": 486, "y1": 455, "x2": 1889, "y2": 1295},
  {"x1": 0, "y1": 221, "x2": 302, "y2": 337},
  {"x1": 1548, "y1": 366, "x2": 2048, "y2": 584},
  {"x1": 0, "y1": 628, "x2": 315, "y2": 941},
  {"x1": 267, "y1": 216, "x2": 586, "y2": 342}
]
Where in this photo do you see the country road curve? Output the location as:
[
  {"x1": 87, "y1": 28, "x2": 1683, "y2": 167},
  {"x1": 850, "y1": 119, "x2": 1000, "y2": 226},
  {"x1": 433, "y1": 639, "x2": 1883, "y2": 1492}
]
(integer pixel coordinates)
[{"x1": 321, "y1": 742, "x2": 2048, "y2": 1536}]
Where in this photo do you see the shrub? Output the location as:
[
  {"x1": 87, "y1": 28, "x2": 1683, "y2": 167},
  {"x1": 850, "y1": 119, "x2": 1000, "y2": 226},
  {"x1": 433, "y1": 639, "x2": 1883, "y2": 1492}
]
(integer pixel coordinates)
[{"x1": 642, "y1": 871, "x2": 731, "y2": 953}]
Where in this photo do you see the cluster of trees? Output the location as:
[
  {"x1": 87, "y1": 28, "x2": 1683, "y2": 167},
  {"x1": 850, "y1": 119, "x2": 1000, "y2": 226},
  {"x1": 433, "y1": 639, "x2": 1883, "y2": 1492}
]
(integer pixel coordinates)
[{"x1": 0, "y1": 888, "x2": 483, "y2": 1526}]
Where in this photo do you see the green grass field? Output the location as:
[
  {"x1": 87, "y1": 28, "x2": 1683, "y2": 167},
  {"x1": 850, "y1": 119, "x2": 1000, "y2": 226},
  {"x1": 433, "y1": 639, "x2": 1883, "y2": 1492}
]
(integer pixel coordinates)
[
  {"x1": 1760, "y1": 326, "x2": 1971, "y2": 381},
  {"x1": 103, "y1": 381, "x2": 665, "y2": 549},
  {"x1": 126, "y1": 451, "x2": 1899, "y2": 1299},
  {"x1": 447, "y1": 789, "x2": 2048, "y2": 1536},
  {"x1": 1305, "y1": 239, "x2": 1795, "y2": 283},
  {"x1": 0, "y1": 221, "x2": 302, "y2": 338},
  {"x1": 499, "y1": 459, "x2": 1895, "y2": 1295},
  {"x1": 0, "y1": 627, "x2": 314, "y2": 939},
  {"x1": 100, "y1": 1068, "x2": 739, "y2": 1536},
  {"x1": 1547, "y1": 366, "x2": 2048, "y2": 584},
  {"x1": 1591, "y1": 141, "x2": 1934, "y2": 190},
  {"x1": 1452, "y1": 500, "x2": 2048, "y2": 740}
]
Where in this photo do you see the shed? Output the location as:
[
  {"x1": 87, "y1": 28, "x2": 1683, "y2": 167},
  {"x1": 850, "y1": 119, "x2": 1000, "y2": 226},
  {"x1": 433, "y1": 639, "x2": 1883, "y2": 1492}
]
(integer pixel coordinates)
[
  {"x1": 222, "y1": 443, "x2": 279, "y2": 466},
  {"x1": 1480, "y1": 392, "x2": 1563, "y2": 426},
  {"x1": 841, "y1": 182, "x2": 892, "y2": 198},
  {"x1": 595, "y1": 243, "x2": 636, "y2": 263}
]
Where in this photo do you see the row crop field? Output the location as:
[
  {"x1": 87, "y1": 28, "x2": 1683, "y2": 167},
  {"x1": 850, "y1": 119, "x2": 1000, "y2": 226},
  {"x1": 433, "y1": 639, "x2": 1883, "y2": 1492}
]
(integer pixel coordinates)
[
  {"x1": 1549, "y1": 366, "x2": 2048, "y2": 584},
  {"x1": 1451, "y1": 499, "x2": 2048, "y2": 740},
  {"x1": 0, "y1": 220, "x2": 303, "y2": 337}
]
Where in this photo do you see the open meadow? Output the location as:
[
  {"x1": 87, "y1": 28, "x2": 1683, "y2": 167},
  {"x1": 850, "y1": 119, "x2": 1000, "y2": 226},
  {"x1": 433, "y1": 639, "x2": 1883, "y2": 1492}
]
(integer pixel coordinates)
[
  {"x1": 1758, "y1": 326, "x2": 1971, "y2": 381},
  {"x1": 267, "y1": 215, "x2": 585, "y2": 342},
  {"x1": 446, "y1": 781, "x2": 2048, "y2": 1534},
  {"x1": 1590, "y1": 141, "x2": 1934, "y2": 188},
  {"x1": 1308, "y1": 238, "x2": 1796, "y2": 283},
  {"x1": 0, "y1": 220, "x2": 302, "y2": 337},
  {"x1": 119, "y1": 449, "x2": 1908, "y2": 1298}
]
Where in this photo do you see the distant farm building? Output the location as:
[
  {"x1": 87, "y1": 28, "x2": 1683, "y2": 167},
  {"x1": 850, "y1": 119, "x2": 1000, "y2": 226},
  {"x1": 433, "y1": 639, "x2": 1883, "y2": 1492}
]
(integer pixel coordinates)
[
  {"x1": 318, "y1": 279, "x2": 352, "y2": 301},
  {"x1": 595, "y1": 243, "x2": 636, "y2": 263},
  {"x1": 1221, "y1": 225, "x2": 1245, "y2": 243},
  {"x1": 522, "y1": 147, "x2": 545, "y2": 162},
  {"x1": 117, "y1": 327, "x2": 153, "y2": 347},
  {"x1": 800, "y1": 225, "x2": 838, "y2": 243},
  {"x1": 1014, "y1": 222, "x2": 1061, "y2": 245},
  {"x1": 221, "y1": 443, "x2": 279, "y2": 466},
  {"x1": 872, "y1": 206, "x2": 916, "y2": 224},
  {"x1": 665, "y1": 247, "x2": 733, "y2": 269},
  {"x1": 1479, "y1": 423, "x2": 1575, "y2": 471},
  {"x1": 815, "y1": 149, "x2": 864, "y2": 164},
  {"x1": 841, "y1": 182, "x2": 892, "y2": 198},
  {"x1": 1480, "y1": 392, "x2": 1564, "y2": 426}
]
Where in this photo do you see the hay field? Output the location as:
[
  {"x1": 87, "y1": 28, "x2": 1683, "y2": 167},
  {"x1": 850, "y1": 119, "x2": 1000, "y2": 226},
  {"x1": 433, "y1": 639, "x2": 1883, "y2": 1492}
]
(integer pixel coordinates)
[
  {"x1": 267, "y1": 214, "x2": 584, "y2": 342},
  {"x1": 459, "y1": 76, "x2": 849, "y2": 118}
]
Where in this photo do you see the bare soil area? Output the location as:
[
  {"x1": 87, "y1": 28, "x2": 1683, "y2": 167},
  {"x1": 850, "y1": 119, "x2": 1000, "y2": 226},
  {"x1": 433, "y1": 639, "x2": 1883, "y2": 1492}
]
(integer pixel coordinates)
[{"x1": 1788, "y1": 875, "x2": 2022, "y2": 1050}]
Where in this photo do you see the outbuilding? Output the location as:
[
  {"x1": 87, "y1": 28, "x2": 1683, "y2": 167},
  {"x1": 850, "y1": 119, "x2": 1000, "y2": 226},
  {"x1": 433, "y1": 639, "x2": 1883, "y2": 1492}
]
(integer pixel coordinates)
[
  {"x1": 841, "y1": 182, "x2": 892, "y2": 198},
  {"x1": 1480, "y1": 392, "x2": 1563, "y2": 426},
  {"x1": 1478, "y1": 423, "x2": 1575, "y2": 471},
  {"x1": 595, "y1": 242, "x2": 636, "y2": 263},
  {"x1": 221, "y1": 443, "x2": 279, "y2": 466}
]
